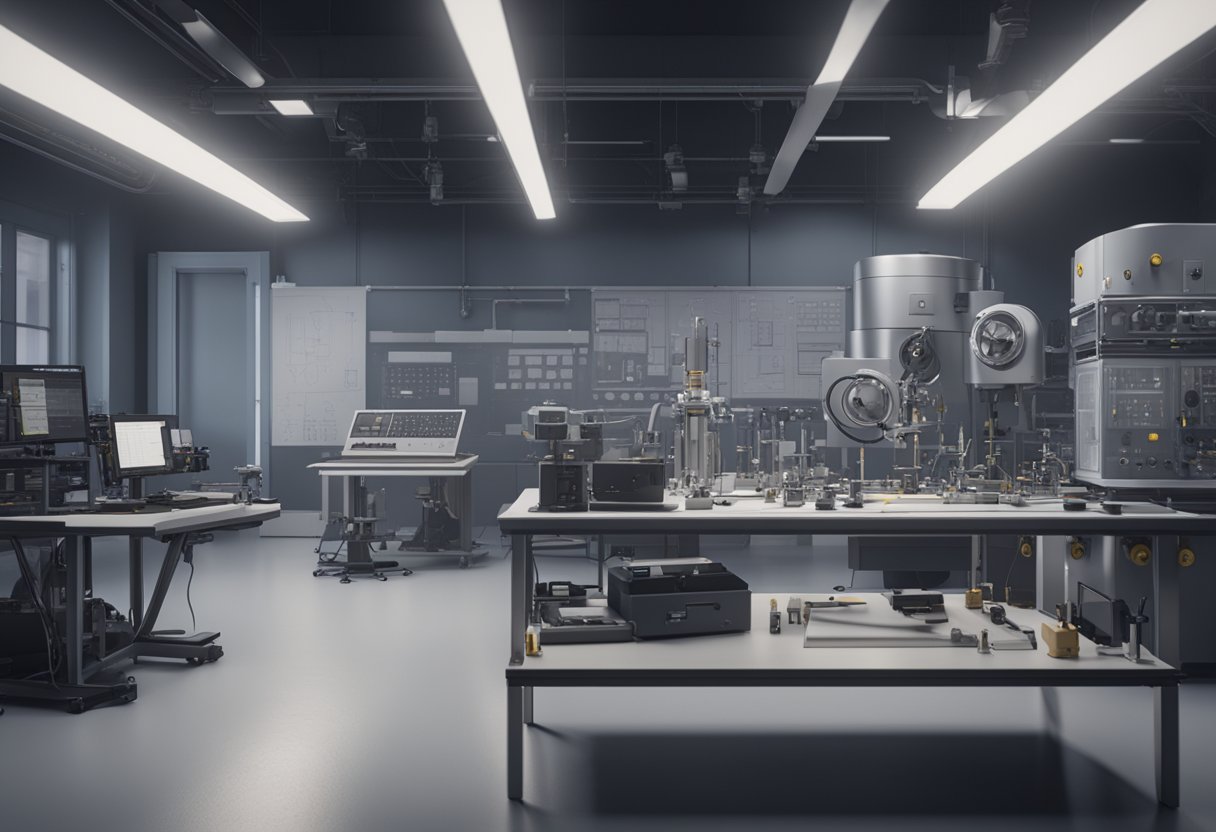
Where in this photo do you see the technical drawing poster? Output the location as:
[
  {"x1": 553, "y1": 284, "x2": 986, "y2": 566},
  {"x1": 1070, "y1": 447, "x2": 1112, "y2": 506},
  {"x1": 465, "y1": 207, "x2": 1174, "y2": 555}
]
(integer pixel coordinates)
[
  {"x1": 732, "y1": 290, "x2": 846, "y2": 400},
  {"x1": 271, "y1": 286, "x2": 366, "y2": 445}
]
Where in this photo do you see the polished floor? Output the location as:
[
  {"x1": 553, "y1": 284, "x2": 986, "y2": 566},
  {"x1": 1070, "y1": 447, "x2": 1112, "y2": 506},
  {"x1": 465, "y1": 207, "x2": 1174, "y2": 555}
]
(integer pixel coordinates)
[{"x1": 1, "y1": 530, "x2": 1215, "y2": 832}]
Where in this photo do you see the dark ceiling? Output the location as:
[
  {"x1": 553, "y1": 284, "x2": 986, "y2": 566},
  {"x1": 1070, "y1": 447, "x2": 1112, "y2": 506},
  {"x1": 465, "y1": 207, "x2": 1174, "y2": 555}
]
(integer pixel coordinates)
[{"x1": 1, "y1": 0, "x2": 1214, "y2": 210}]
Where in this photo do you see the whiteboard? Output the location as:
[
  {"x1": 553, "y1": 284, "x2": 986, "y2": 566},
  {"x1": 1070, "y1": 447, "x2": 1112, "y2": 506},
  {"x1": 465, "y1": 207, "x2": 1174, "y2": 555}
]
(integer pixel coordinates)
[{"x1": 271, "y1": 286, "x2": 366, "y2": 446}]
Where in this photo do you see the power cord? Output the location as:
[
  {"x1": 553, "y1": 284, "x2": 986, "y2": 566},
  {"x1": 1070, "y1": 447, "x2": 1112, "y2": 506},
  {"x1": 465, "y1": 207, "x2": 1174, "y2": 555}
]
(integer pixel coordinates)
[
  {"x1": 185, "y1": 558, "x2": 197, "y2": 633},
  {"x1": 824, "y1": 375, "x2": 889, "y2": 445}
]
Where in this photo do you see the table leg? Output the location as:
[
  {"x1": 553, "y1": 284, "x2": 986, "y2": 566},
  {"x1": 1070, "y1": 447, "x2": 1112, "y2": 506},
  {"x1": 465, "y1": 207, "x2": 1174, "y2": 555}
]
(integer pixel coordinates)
[
  {"x1": 1153, "y1": 537, "x2": 1181, "y2": 667},
  {"x1": 523, "y1": 685, "x2": 534, "y2": 726},
  {"x1": 508, "y1": 685, "x2": 524, "y2": 800},
  {"x1": 597, "y1": 535, "x2": 606, "y2": 591},
  {"x1": 135, "y1": 535, "x2": 188, "y2": 639},
  {"x1": 1155, "y1": 684, "x2": 1180, "y2": 808},
  {"x1": 64, "y1": 536, "x2": 83, "y2": 685},
  {"x1": 510, "y1": 533, "x2": 529, "y2": 665},
  {"x1": 129, "y1": 537, "x2": 144, "y2": 631},
  {"x1": 1040, "y1": 686, "x2": 1061, "y2": 740}
]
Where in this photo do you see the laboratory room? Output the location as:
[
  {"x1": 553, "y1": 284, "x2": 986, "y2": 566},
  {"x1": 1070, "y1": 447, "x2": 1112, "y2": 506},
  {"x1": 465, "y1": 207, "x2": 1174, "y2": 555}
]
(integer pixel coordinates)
[{"x1": 2, "y1": 0, "x2": 1216, "y2": 829}]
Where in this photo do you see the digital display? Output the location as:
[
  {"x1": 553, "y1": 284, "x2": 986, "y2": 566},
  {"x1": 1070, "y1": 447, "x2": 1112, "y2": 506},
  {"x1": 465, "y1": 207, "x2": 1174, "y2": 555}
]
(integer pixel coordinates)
[
  {"x1": 113, "y1": 419, "x2": 171, "y2": 476},
  {"x1": 1, "y1": 365, "x2": 89, "y2": 445}
]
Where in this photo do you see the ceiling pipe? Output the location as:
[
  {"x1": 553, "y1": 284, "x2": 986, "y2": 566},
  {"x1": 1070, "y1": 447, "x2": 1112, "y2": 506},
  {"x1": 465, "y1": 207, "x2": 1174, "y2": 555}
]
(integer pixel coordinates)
[
  {"x1": 199, "y1": 77, "x2": 945, "y2": 113},
  {"x1": 0, "y1": 105, "x2": 157, "y2": 192},
  {"x1": 104, "y1": 0, "x2": 227, "y2": 83}
]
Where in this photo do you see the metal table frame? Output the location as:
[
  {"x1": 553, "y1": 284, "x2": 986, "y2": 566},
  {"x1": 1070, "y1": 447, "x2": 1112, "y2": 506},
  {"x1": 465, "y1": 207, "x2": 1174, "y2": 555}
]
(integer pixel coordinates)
[
  {"x1": 309, "y1": 455, "x2": 481, "y2": 568},
  {"x1": 0, "y1": 501, "x2": 280, "y2": 712},
  {"x1": 498, "y1": 490, "x2": 1208, "y2": 806}
]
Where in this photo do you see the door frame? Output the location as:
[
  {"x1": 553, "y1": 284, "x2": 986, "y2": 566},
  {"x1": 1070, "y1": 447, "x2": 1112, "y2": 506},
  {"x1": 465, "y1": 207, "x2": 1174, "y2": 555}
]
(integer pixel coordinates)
[{"x1": 147, "y1": 251, "x2": 271, "y2": 492}]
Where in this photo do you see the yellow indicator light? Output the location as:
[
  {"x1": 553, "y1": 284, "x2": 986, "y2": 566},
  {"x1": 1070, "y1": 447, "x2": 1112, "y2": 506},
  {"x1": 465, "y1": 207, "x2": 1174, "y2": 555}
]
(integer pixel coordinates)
[
  {"x1": 1150, "y1": 253, "x2": 1163, "y2": 267},
  {"x1": 1148, "y1": 432, "x2": 1159, "y2": 442}
]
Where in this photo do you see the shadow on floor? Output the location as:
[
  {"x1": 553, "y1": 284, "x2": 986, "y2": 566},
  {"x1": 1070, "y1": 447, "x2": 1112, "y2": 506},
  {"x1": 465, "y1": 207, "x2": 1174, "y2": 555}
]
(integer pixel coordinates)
[{"x1": 556, "y1": 730, "x2": 1153, "y2": 816}]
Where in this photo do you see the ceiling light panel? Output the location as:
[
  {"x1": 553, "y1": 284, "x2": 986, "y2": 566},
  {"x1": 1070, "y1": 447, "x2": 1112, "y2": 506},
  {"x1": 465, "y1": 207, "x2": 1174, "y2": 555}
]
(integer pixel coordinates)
[
  {"x1": 919, "y1": 0, "x2": 1216, "y2": 210},
  {"x1": 441, "y1": 0, "x2": 556, "y2": 220},
  {"x1": 0, "y1": 24, "x2": 307, "y2": 222},
  {"x1": 270, "y1": 99, "x2": 314, "y2": 116}
]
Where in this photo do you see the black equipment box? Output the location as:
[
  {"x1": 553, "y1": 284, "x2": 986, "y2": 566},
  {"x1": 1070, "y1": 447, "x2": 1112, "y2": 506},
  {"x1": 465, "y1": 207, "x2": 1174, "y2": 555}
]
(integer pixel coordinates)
[
  {"x1": 537, "y1": 460, "x2": 587, "y2": 511},
  {"x1": 607, "y1": 560, "x2": 750, "y2": 638},
  {"x1": 591, "y1": 459, "x2": 665, "y2": 504}
]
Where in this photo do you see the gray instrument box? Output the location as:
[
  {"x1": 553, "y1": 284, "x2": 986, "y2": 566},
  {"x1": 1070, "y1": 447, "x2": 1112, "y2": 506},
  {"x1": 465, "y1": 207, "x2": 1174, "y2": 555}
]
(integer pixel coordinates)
[
  {"x1": 607, "y1": 560, "x2": 751, "y2": 638},
  {"x1": 1071, "y1": 224, "x2": 1216, "y2": 489},
  {"x1": 1073, "y1": 223, "x2": 1215, "y2": 306}
]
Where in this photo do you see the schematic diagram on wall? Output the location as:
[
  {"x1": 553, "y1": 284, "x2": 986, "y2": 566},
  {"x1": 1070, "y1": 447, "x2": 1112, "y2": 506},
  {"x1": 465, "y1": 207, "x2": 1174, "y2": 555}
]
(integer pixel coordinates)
[
  {"x1": 591, "y1": 287, "x2": 845, "y2": 404},
  {"x1": 272, "y1": 286, "x2": 367, "y2": 446},
  {"x1": 732, "y1": 290, "x2": 845, "y2": 400}
]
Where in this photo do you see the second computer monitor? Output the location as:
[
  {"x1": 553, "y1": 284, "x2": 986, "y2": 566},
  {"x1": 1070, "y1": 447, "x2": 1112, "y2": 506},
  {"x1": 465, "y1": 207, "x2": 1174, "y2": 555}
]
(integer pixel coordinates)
[{"x1": 110, "y1": 414, "x2": 174, "y2": 478}]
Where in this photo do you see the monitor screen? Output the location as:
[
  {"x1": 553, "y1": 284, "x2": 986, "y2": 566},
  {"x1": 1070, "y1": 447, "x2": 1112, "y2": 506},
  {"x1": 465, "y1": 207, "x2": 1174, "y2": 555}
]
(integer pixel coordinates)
[
  {"x1": 111, "y1": 416, "x2": 173, "y2": 477},
  {"x1": 0, "y1": 365, "x2": 89, "y2": 445}
]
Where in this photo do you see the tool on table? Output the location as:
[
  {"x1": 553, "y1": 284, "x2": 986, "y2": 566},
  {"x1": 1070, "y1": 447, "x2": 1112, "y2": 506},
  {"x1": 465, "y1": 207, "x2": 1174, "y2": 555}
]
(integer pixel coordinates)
[
  {"x1": 885, "y1": 590, "x2": 948, "y2": 624},
  {"x1": 985, "y1": 603, "x2": 1039, "y2": 650},
  {"x1": 1125, "y1": 597, "x2": 1149, "y2": 663},
  {"x1": 1042, "y1": 603, "x2": 1080, "y2": 658},
  {"x1": 525, "y1": 623, "x2": 542, "y2": 657},
  {"x1": 787, "y1": 596, "x2": 803, "y2": 625},
  {"x1": 978, "y1": 628, "x2": 991, "y2": 653},
  {"x1": 770, "y1": 598, "x2": 782, "y2": 634},
  {"x1": 964, "y1": 587, "x2": 983, "y2": 609},
  {"x1": 950, "y1": 628, "x2": 979, "y2": 647},
  {"x1": 804, "y1": 597, "x2": 867, "y2": 609}
]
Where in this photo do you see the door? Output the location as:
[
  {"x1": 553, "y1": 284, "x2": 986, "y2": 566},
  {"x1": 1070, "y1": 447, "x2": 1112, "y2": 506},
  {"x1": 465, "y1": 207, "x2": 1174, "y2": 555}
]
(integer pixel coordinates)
[
  {"x1": 176, "y1": 272, "x2": 249, "y2": 484},
  {"x1": 147, "y1": 252, "x2": 270, "y2": 493}
]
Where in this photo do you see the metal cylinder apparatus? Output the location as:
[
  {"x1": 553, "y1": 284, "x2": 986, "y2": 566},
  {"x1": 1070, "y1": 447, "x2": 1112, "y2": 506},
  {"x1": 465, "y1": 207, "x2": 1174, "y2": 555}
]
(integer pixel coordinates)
[{"x1": 848, "y1": 254, "x2": 989, "y2": 435}]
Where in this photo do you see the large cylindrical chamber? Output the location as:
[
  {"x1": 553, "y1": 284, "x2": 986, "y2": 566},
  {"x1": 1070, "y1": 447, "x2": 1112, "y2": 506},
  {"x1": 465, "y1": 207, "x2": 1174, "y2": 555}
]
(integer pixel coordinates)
[{"x1": 847, "y1": 254, "x2": 985, "y2": 435}]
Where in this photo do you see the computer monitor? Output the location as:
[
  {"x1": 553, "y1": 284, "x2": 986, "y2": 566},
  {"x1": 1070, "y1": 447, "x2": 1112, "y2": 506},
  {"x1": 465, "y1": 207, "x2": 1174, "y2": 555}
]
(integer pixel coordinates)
[
  {"x1": 0, "y1": 365, "x2": 89, "y2": 445},
  {"x1": 110, "y1": 414, "x2": 174, "y2": 478}
]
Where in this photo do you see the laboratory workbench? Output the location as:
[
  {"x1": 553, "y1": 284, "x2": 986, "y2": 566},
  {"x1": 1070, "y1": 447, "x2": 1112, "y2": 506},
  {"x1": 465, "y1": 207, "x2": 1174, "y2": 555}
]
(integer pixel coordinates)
[
  {"x1": 506, "y1": 593, "x2": 1181, "y2": 806},
  {"x1": 498, "y1": 488, "x2": 1205, "y2": 805}
]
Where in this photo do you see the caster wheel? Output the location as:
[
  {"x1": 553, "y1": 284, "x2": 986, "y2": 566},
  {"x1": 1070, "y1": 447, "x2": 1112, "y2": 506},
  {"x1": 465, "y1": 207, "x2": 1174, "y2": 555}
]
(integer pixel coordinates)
[
  {"x1": 459, "y1": 557, "x2": 469, "y2": 569},
  {"x1": 313, "y1": 569, "x2": 323, "y2": 577},
  {"x1": 377, "y1": 574, "x2": 387, "y2": 582},
  {"x1": 340, "y1": 577, "x2": 351, "y2": 584},
  {"x1": 187, "y1": 657, "x2": 205, "y2": 666},
  {"x1": 67, "y1": 700, "x2": 84, "y2": 715}
]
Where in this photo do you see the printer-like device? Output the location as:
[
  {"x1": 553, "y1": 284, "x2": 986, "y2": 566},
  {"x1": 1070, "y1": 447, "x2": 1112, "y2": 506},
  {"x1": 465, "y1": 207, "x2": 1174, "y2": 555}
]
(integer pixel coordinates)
[{"x1": 607, "y1": 558, "x2": 751, "y2": 638}]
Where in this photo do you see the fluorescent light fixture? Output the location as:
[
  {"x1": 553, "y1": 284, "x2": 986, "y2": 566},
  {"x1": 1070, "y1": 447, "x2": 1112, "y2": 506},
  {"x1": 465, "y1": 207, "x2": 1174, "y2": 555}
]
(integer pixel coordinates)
[
  {"x1": 0, "y1": 24, "x2": 307, "y2": 222},
  {"x1": 919, "y1": 0, "x2": 1216, "y2": 210},
  {"x1": 269, "y1": 99, "x2": 315, "y2": 117},
  {"x1": 763, "y1": 0, "x2": 890, "y2": 195},
  {"x1": 441, "y1": 0, "x2": 556, "y2": 220},
  {"x1": 1108, "y1": 137, "x2": 1144, "y2": 144},
  {"x1": 816, "y1": 0, "x2": 891, "y2": 85},
  {"x1": 813, "y1": 134, "x2": 890, "y2": 142}
]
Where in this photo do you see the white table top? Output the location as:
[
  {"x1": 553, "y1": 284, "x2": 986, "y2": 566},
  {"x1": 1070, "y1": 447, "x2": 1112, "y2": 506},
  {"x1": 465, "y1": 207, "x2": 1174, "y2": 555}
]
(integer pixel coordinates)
[
  {"x1": 509, "y1": 593, "x2": 1177, "y2": 684},
  {"x1": 309, "y1": 454, "x2": 477, "y2": 477},
  {"x1": 1, "y1": 501, "x2": 281, "y2": 537},
  {"x1": 498, "y1": 488, "x2": 1214, "y2": 535}
]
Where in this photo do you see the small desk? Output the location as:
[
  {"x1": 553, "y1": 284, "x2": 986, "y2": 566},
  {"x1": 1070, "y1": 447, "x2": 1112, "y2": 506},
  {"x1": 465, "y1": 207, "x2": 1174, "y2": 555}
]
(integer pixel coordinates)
[
  {"x1": 0, "y1": 499, "x2": 280, "y2": 712},
  {"x1": 498, "y1": 489, "x2": 1209, "y2": 806},
  {"x1": 309, "y1": 454, "x2": 479, "y2": 564},
  {"x1": 506, "y1": 593, "x2": 1182, "y2": 806}
]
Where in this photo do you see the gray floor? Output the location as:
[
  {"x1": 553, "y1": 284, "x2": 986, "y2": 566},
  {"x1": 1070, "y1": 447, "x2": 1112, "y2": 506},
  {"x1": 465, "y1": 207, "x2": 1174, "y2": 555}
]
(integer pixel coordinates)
[{"x1": 2, "y1": 529, "x2": 1215, "y2": 832}]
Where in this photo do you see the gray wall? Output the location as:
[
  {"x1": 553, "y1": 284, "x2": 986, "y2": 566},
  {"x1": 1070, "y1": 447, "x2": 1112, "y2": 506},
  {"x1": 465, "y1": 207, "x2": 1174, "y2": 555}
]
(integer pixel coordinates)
[
  {"x1": 4, "y1": 120, "x2": 1212, "y2": 520},
  {"x1": 0, "y1": 142, "x2": 140, "y2": 413}
]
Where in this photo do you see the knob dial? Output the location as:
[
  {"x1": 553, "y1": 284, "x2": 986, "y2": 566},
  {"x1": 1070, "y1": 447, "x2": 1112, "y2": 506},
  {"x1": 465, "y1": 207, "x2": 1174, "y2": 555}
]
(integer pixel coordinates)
[{"x1": 1185, "y1": 390, "x2": 1200, "y2": 408}]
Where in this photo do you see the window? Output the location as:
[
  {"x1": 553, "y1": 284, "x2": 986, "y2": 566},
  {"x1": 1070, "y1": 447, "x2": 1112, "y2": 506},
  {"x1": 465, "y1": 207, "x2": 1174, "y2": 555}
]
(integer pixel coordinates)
[
  {"x1": 0, "y1": 204, "x2": 69, "y2": 366},
  {"x1": 14, "y1": 231, "x2": 51, "y2": 363}
]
